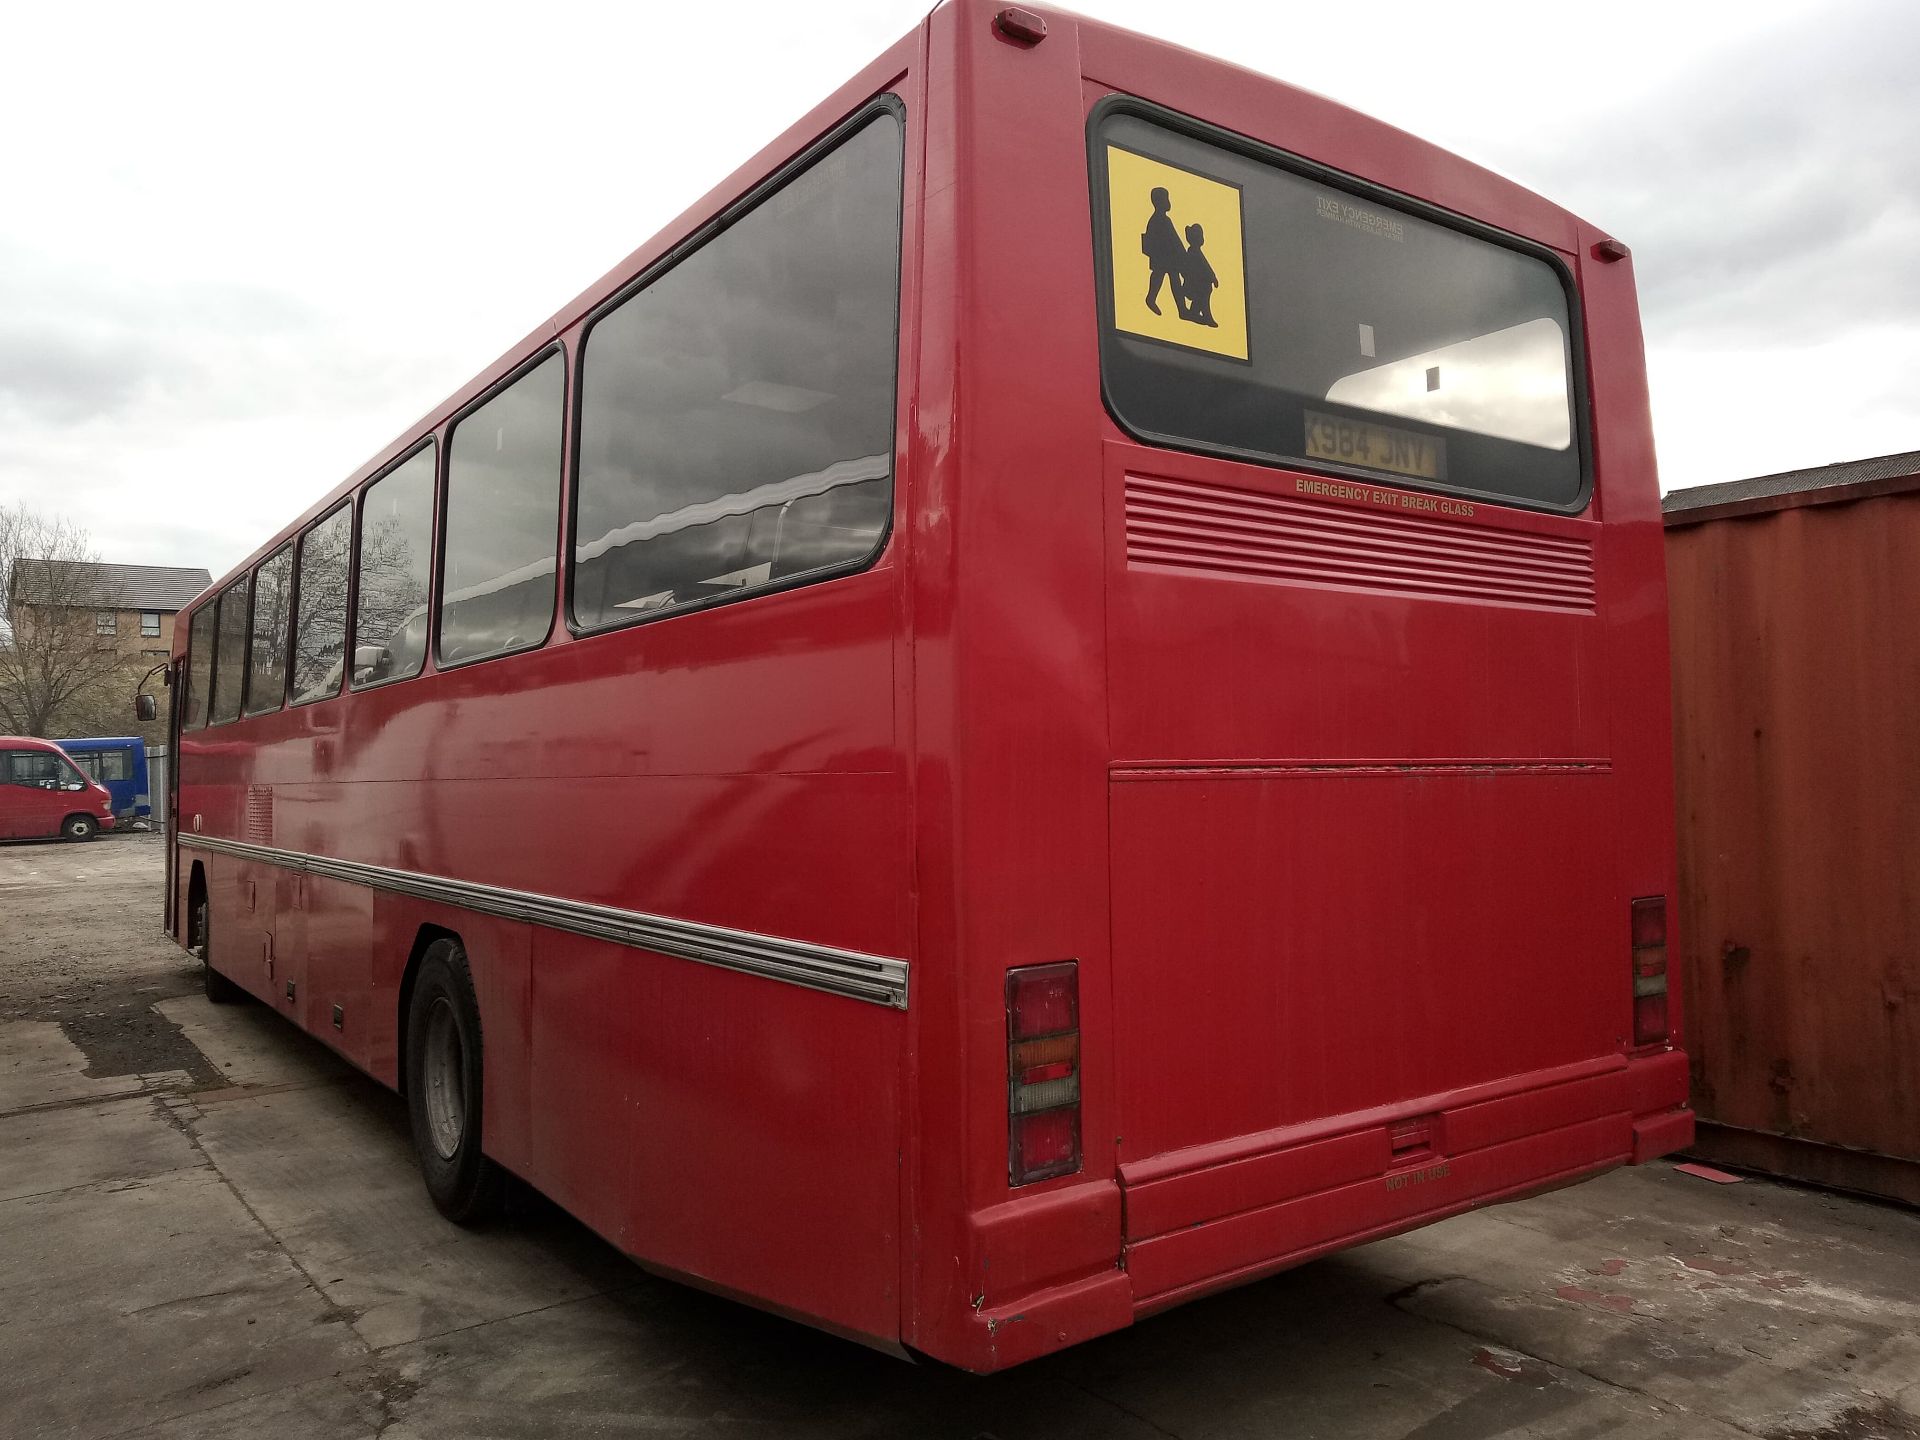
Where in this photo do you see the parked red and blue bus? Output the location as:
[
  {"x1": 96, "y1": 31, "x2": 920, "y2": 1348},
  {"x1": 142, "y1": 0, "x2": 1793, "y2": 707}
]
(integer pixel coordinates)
[
  {"x1": 158, "y1": 1, "x2": 1689, "y2": 1370},
  {"x1": 0, "y1": 736, "x2": 116, "y2": 842},
  {"x1": 58, "y1": 736, "x2": 151, "y2": 822}
]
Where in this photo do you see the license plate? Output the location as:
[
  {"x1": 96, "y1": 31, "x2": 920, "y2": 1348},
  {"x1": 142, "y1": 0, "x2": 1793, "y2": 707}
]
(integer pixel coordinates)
[{"x1": 1303, "y1": 410, "x2": 1444, "y2": 481}]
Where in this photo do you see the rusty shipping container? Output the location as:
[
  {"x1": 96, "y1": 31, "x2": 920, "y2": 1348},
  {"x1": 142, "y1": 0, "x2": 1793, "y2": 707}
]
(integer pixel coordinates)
[{"x1": 1665, "y1": 450, "x2": 1920, "y2": 1206}]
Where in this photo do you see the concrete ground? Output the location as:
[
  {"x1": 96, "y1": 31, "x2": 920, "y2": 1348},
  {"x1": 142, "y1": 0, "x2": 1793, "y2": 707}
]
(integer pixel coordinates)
[{"x1": 3, "y1": 836, "x2": 1919, "y2": 1440}]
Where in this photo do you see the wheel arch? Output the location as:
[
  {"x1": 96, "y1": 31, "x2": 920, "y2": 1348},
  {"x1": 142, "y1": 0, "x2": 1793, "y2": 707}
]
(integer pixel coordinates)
[
  {"x1": 186, "y1": 859, "x2": 208, "y2": 942},
  {"x1": 395, "y1": 923, "x2": 463, "y2": 1096}
]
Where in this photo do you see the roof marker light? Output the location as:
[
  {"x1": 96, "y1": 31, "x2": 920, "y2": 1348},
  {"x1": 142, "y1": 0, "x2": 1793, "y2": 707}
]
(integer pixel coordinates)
[{"x1": 995, "y1": 7, "x2": 1048, "y2": 45}]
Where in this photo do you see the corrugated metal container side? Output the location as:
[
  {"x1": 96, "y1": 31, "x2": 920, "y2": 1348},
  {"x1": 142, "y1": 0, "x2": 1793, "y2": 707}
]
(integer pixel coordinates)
[{"x1": 1665, "y1": 452, "x2": 1920, "y2": 1206}]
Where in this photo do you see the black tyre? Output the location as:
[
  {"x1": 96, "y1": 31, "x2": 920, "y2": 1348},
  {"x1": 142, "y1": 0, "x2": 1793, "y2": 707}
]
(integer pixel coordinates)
[
  {"x1": 194, "y1": 893, "x2": 245, "y2": 1004},
  {"x1": 61, "y1": 814, "x2": 98, "y2": 841},
  {"x1": 405, "y1": 939, "x2": 506, "y2": 1224}
]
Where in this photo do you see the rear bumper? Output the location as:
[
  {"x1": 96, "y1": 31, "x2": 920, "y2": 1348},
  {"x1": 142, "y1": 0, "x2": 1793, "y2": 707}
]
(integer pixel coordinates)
[
  {"x1": 1632, "y1": 1105, "x2": 1695, "y2": 1162},
  {"x1": 938, "y1": 1050, "x2": 1691, "y2": 1370},
  {"x1": 1122, "y1": 1050, "x2": 1691, "y2": 1310}
]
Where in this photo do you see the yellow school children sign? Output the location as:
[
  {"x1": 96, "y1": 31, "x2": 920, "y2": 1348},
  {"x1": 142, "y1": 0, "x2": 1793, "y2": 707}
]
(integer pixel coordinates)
[{"x1": 1105, "y1": 146, "x2": 1249, "y2": 361}]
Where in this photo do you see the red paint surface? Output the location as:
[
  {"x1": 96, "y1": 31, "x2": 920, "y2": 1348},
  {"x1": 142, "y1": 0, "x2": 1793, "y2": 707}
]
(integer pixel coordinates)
[{"x1": 166, "y1": 0, "x2": 1684, "y2": 1371}]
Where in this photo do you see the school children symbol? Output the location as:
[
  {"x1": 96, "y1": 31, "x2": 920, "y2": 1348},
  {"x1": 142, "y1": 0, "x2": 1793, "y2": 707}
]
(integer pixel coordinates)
[{"x1": 1105, "y1": 146, "x2": 1248, "y2": 361}]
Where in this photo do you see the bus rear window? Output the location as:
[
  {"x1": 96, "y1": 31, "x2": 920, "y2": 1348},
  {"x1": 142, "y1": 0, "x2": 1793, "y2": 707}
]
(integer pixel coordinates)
[{"x1": 1093, "y1": 109, "x2": 1584, "y2": 511}]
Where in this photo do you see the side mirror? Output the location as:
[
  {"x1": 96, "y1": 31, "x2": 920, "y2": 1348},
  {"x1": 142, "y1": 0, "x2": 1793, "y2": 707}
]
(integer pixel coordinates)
[{"x1": 134, "y1": 692, "x2": 157, "y2": 722}]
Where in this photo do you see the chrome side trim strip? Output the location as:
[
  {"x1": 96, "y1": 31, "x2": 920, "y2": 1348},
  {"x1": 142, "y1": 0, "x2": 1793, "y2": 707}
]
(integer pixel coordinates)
[{"x1": 178, "y1": 834, "x2": 908, "y2": 1010}]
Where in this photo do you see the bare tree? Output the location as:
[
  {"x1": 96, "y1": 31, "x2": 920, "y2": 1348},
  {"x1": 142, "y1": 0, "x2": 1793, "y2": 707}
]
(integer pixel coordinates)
[{"x1": 0, "y1": 505, "x2": 144, "y2": 737}]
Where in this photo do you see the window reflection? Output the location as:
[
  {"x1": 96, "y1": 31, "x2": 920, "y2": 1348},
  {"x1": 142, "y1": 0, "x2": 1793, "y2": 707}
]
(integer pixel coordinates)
[
  {"x1": 352, "y1": 444, "x2": 435, "y2": 687},
  {"x1": 244, "y1": 546, "x2": 293, "y2": 715},
  {"x1": 573, "y1": 112, "x2": 903, "y2": 630},
  {"x1": 440, "y1": 353, "x2": 563, "y2": 664},
  {"x1": 209, "y1": 578, "x2": 249, "y2": 725},
  {"x1": 185, "y1": 607, "x2": 214, "y2": 730},
  {"x1": 291, "y1": 505, "x2": 351, "y2": 705},
  {"x1": 1326, "y1": 317, "x2": 1570, "y2": 450}
]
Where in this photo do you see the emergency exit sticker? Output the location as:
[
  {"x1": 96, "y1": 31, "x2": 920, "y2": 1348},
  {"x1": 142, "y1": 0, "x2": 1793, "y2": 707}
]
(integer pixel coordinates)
[{"x1": 1106, "y1": 146, "x2": 1248, "y2": 361}]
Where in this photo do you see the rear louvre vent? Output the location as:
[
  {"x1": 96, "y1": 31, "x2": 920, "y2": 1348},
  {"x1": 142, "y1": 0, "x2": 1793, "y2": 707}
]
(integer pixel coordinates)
[
  {"x1": 1125, "y1": 473, "x2": 1596, "y2": 613},
  {"x1": 245, "y1": 786, "x2": 273, "y2": 846}
]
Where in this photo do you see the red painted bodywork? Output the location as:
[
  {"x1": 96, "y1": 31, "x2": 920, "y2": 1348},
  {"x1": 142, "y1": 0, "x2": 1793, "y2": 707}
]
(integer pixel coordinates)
[{"x1": 167, "y1": 0, "x2": 1689, "y2": 1371}]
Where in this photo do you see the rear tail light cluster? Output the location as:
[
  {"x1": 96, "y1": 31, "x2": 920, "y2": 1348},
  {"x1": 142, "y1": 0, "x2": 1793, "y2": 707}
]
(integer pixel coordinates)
[
  {"x1": 1007, "y1": 962, "x2": 1081, "y2": 1185},
  {"x1": 1631, "y1": 897, "x2": 1669, "y2": 1047}
]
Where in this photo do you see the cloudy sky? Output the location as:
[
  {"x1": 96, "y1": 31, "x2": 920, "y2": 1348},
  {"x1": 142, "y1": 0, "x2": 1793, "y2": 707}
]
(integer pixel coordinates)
[{"x1": 2, "y1": 0, "x2": 1913, "y2": 576}]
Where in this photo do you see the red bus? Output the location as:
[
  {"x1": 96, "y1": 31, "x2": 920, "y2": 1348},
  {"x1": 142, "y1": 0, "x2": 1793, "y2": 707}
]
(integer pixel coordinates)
[{"x1": 158, "y1": 0, "x2": 1690, "y2": 1371}]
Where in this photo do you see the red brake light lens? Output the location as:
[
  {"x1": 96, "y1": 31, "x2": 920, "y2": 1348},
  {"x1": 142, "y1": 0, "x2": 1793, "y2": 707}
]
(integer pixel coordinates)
[
  {"x1": 1634, "y1": 988, "x2": 1669, "y2": 1048},
  {"x1": 1012, "y1": 1107, "x2": 1078, "y2": 1180},
  {"x1": 1007, "y1": 963, "x2": 1077, "y2": 1039},
  {"x1": 1631, "y1": 897, "x2": 1667, "y2": 950}
]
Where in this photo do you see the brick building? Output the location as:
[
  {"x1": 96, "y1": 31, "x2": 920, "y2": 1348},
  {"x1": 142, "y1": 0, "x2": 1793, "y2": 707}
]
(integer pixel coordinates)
[{"x1": 6, "y1": 560, "x2": 212, "y2": 664}]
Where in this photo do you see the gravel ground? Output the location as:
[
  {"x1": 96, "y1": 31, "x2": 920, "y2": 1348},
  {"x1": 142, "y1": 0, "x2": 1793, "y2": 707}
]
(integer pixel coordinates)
[{"x1": 0, "y1": 829, "x2": 218, "y2": 1084}]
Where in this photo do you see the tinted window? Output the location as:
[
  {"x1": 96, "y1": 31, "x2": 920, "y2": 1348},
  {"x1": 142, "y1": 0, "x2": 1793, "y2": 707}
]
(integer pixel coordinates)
[
  {"x1": 440, "y1": 353, "x2": 564, "y2": 664},
  {"x1": 573, "y1": 111, "x2": 903, "y2": 630},
  {"x1": 7, "y1": 749, "x2": 82, "y2": 786},
  {"x1": 353, "y1": 445, "x2": 436, "y2": 687},
  {"x1": 69, "y1": 749, "x2": 133, "y2": 782},
  {"x1": 292, "y1": 504, "x2": 352, "y2": 705},
  {"x1": 1095, "y1": 111, "x2": 1582, "y2": 510},
  {"x1": 244, "y1": 546, "x2": 293, "y2": 715},
  {"x1": 209, "y1": 578, "x2": 249, "y2": 725},
  {"x1": 185, "y1": 606, "x2": 215, "y2": 730}
]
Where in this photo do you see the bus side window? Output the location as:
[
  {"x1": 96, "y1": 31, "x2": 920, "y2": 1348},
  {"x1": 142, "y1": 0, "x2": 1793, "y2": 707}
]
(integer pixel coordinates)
[
  {"x1": 244, "y1": 545, "x2": 294, "y2": 716},
  {"x1": 291, "y1": 504, "x2": 352, "y2": 705},
  {"x1": 439, "y1": 352, "x2": 564, "y2": 666},
  {"x1": 208, "y1": 577, "x2": 250, "y2": 726},
  {"x1": 571, "y1": 111, "x2": 903, "y2": 631},
  {"x1": 185, "y1": 605, "x2": 215, "y2": 730},
  {"x1": 352, "y1": 444, "x2": 436, "y2": 688}
]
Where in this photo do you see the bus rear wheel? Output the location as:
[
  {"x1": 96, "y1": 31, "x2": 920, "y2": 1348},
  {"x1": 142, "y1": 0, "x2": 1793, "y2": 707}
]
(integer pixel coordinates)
[
  {"x1": 194, "y1": 895, "x2": 245, "y2": 1004},
  {"x1": 61, "y1": 814, "x2": 98, "y2": 841},
  {"x1": 405, "y1": 939, "x2": 505, "y2": 1224}
]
